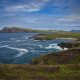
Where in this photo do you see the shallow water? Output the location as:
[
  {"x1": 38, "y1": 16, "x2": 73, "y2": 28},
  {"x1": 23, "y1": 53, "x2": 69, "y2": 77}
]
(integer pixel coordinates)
[{"x1": 0, "y1": 33, "x2": 70, "y2": 64}]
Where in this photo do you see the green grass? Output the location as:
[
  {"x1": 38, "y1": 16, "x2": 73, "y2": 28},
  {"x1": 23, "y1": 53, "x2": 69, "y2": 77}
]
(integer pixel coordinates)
[
  {"x1": 33, "y1": 32, "x2": 80, "y2": 40},
  {"x1": 0, "y1": 30, "x2": 80, "y2": 80},
  {"x1": 58, "y1": 41, "x2": 80, "y2": 48},
  {"x1": 0, "y1": 64, "x2": 80, "y2": 80},
  {"x1": 32, "y1": 48, "x2": 80, "y2": 65}
]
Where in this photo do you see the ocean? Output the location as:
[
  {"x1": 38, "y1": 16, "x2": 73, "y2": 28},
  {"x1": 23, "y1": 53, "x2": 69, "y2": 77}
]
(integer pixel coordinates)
[{"x1": 0, "y1": 33, "x2": 70, "y2": 64}]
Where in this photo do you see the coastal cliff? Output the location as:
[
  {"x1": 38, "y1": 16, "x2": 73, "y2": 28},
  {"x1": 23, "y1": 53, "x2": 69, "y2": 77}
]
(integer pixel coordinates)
[
  {"x1": 32, "y1": 48, "x2": 80, "y2": 65},
  {"x1": 0, "y1": 27, "x2": 53, "y2": 33},
  {"x1": 58, "y1": 41, "x2": 80, "y2": 48},
  {"x1": 0, "y1": 30, "x2": 80, "y2": 80},
  {"x1": 0, "y1": 27, "x2": 32, "y2": 33}
]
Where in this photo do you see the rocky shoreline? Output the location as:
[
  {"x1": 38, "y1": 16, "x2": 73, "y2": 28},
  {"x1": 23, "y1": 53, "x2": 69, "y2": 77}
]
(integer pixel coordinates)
[
  {"x1": 32, "y1": 39, "x2": 80, "y2": 65},
  {"x1": 32, "y1": 32, "x2": 80, "y2": 41}
]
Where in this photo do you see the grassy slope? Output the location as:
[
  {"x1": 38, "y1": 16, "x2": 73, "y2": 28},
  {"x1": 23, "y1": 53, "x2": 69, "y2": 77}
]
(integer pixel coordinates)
[
  {"x1": 0, "y1": 31, "x2": 80, "y2": 80},
  {"x1": 58, "y1": 41, "x2": 80, "y2": 48},
  {"x1": 0, "y1": 64, "x2": 80, "y2": 80},
  {"x1": 33, "y1": 32, "x2": 80, "y2": 40},
  {"x1": 32, "y1": 48, "x2": 80, "y2": 65}
]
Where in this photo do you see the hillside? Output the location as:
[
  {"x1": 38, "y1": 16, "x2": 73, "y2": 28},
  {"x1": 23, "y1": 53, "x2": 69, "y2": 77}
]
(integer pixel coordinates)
[
  {"x1": 32, "y1": 48, "x2": 80, "y2": 65},
  {"x1": 0, "y1": 42, "x2": 80, "y2": 80},
  {"x1": 32, "y1": 32, "x2": 80, "y2": 40},
  {"x1": 58, "y1": 41, "x2": 80, "y2": 48},
  {"x1": 0, "y1": 30, "x2": 80, "y2": 80},
  {"x1": 0, "y1": 27, "x2": 54, "y2": 33},
  {"x1": 0, "y1": 27, "x2": 33, "y2": 33},
  {"x1": 0, "y1": 64, "x2": 80, "y2": 80}
]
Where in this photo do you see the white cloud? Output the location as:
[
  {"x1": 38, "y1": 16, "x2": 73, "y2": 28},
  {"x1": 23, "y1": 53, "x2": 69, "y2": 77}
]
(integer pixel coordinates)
[
  {"x1": 49, "y1": 0, "x2": 80, "y2": 15},
  {"x1": 0, "y1": 14, "x2": 80, "y2": 30},
  {"x1": 18, "y1": 14, "x2": 80, "y2": 29},
  {"x1": 57, "y1": 15, "x2": 80, "y2": 22},
  {"x1": 5, "y1": 0, "x2": 50, "y2": 12}
]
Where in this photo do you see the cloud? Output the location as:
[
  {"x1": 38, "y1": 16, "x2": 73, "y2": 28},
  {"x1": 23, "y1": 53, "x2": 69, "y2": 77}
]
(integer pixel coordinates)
[
  {"x1": 0, "y1": 0, "x2": 80, "y2": 30},
  {"x1": 51, "y1": 0, "x2": 75, "y2": 9},
  {"x1": 5, "y1": 0, "x2": 50, "y2": 12},
  {"x1": 46, "y1": 0, "x2": 80, "y2": 15},
  {"x1": 54, "y1": 15, "x2": 80, "y2": 29},
  {"x1": 12, "y1": 14, "x2": 80, "y2": 29},
  {"x1": 2, "y1": 0, "x2": 80, "y2": 14},
  {"x1": 0, "y1": 14, "x2": 80, "y2": 30},
  {"x1": 57, "y1": 14, "x2": 80, "y2": 22}
]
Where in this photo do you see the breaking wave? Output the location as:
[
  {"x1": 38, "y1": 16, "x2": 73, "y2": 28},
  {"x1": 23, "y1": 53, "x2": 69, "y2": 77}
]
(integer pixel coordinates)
[
  {"x1": 0, "y1": 45, "x2": 28, "y2": 57},
  {"x1": 45, "y1": 44, "x2": 63, "y2": 50}
]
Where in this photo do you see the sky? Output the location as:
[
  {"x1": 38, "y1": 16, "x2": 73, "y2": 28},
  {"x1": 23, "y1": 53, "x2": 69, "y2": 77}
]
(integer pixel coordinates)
[{"x1": 0, "y1": 0, "x2": 80, "y2": 30}]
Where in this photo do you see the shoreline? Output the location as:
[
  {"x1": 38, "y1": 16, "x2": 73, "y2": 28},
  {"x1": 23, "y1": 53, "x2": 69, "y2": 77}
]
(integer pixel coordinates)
[{"x1": 55, "y1": 38, "x2": 78, "y2": 41}]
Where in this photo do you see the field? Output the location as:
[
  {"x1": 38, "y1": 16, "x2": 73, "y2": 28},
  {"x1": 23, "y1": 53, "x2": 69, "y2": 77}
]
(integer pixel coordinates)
[
  {"x1": 33, "y1": 32, "x2": 80, "y2": 40},
  {"x1": 0, "y1": 31, "x2": 80, "y2": 80},
  {"x1": 0, "y1": 64, "x2": 80, "y2": 80}
]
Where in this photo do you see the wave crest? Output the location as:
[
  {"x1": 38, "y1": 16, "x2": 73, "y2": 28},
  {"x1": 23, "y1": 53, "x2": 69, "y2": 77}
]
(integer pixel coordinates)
[
  {"x1": 45, "y1": 44, "x2": 63, "y2": 50},
  {"x1": 0, "y1": 45, "x2": 28, "y2": 57}
]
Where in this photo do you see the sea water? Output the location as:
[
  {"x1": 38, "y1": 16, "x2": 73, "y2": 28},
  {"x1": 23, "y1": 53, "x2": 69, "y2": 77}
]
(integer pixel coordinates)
[{"x1": 0, "y1": 33, "x2": 69, "y2": 64}]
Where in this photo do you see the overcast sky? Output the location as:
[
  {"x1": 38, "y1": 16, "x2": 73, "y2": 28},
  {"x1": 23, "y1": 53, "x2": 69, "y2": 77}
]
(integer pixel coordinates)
[{"x1": 0, "y1": 0, "x2": 80, "y2": 30}]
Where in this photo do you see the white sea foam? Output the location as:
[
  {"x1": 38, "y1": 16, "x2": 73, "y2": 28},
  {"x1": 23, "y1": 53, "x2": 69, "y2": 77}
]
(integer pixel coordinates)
[
  {"x1": 0, "y1": 41, "x2": 14, "y2": 43},
  {"x1": 0, "y1": 45, "x2": 28, "y2": 57},
  {"x1": 11, "y1": 38, "x2": 22, "y2": 42},
  {"x1": 34, "y1": 40, "x2": 39, "y2": 41},
  {"x1": 16, "y1": 40, "x2": 20, "y2": 42},
  {"x1": 49, "y1": 43, "x2": 57, "y2": 46},
  {"x1": 63, "y1": 48, "x2": 68, "y2": 50},
  {"x1": 39, "y1": 45, "x2": 43, "y2": 48},
  {"x1": 14, "y1": 48, "x2": 28, "y2": 57},
  {"x1": 45, "y1": 43, "x2": 69, "y2": 51},
  {"x1": 45, "y1": 43, "x2": 63, "y2": 50},
  {"x1": 27, "y1": 43, "x2": 37, "y2": 46},
  {"x1": 45, "y1": 46, "x2": 53, "y2": 49},
  {"x1": 8, "y1": 47, "x2": 28, "y2": 57},
  {"x1": 0, "y1": 45, "x2": 9, "y2": 48}
]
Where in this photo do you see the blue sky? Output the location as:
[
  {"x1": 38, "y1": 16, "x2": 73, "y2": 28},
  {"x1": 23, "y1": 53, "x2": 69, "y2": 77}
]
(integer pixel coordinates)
[{"x1": 0, "y1": 0, "x2": 80, "y2": 30}]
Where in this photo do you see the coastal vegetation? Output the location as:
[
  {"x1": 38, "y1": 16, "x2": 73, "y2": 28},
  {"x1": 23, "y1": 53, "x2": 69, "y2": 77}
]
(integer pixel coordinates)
[
  {"x1": 0, "y1": 27, "x2": 80, "y2": 80},
  {"x1": 58, "y1": 41, "x2": 80, "y2": 48},
  {"x1": 0, "y1": 41, "x2": 80, "y2": 80},
  {"x1": 0, "y1": 64, "x2": 80, "y2": 80},
  {"x1": 32, "y1": 48, "x2": 80, "y2": 65},
  {"x1": 0, "y1": 27, "x2": 54, "y2": 33},
  {"x1": 32, "y1": 32, "x2": 80, "y2": 40},
  {"x1": 1, "y1": 27, "x2": 80, "y2": 40}
]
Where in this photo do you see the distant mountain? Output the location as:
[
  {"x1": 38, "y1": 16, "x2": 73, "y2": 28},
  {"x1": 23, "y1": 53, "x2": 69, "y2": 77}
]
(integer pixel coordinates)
[
  {"x1": 0, "y1": 27, "x2": 33, "y2": 33},
  {"x1": 0, "y1": 27, "x2": 54, "y2": 33},
  {"x1": 0, "y1": 27, "x2": 60, "y2": 33},
  {"x1": 71, "y1": 30, "x2": 80, "y2": 33}
]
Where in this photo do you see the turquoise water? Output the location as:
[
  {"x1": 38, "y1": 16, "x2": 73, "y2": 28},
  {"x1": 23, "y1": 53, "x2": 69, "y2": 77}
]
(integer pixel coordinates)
[{"x1": 0, "y1": 33, "x2": 70, "y2": 64}]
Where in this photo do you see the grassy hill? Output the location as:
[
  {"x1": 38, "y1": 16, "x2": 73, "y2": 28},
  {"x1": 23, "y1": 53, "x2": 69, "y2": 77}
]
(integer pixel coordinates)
[
  {"x1": 0, "y1": 27, "x2": 55, "y2": 33},
  {"x1": 0, "y1": 64, "x2": 80, "y2": 80},
  {"x1": 0, "y1": 30, "x2": 80, "y2": 80},
  {"x1": 32, "y1": 48, "x2": 80, "y2": 65},
  {"x1": 58, "y1": 41, "x2": 80, "y2": 48},
  {"x1": 0, "y1": 45, "x2": 80, "y2": 80},
  {"x1": 32, "y1": 32, "x2": 80, "y2": 40}
]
